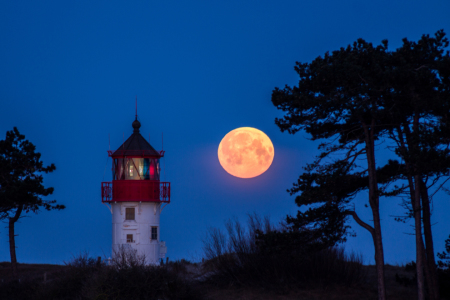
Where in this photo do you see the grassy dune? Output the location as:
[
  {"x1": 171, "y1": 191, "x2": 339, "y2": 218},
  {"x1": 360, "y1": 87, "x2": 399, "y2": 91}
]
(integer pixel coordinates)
[{"x1": 0, "y1": 260, "x2": 420, "y2": 300}]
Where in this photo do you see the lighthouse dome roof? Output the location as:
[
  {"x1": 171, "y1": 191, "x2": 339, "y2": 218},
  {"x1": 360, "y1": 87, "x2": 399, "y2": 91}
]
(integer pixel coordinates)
[{"x1": 111, "y1": 119, "x2": 161, "y2": 157}]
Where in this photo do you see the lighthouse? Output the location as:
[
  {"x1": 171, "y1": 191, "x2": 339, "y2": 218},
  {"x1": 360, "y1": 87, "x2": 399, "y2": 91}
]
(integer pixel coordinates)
[{"x1": 101, "y1": 117, "x2": 170, "y2": 264}]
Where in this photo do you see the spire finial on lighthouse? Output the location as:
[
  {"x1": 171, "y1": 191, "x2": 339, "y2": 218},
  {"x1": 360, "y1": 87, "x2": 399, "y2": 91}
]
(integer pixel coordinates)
[{"x1": 132, "y1": 97, "x2": 141, "y2": 133}]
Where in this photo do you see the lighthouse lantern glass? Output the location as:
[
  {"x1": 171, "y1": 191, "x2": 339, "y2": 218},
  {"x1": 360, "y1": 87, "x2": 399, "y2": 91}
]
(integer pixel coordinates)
[{"x1": 113, "y1": 158, "x2": 160, "y2": 180}]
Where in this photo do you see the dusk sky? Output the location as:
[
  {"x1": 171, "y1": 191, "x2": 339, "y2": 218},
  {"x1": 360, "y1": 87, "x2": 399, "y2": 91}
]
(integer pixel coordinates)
[{"x1": 1, "y1": 1, "x2": 449, "y2": 265}]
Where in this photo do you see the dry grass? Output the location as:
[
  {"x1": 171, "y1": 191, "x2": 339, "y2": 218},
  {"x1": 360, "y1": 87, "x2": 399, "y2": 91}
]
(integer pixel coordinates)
[
  {"x1": 202, "y1": 286, "x2": 373, "y2": 300},
  {"x1": 0, "y1": 261, "x2": 65, "y2": 283},
  {"x1": 0, "y1": 261, "x2": 420, "y2": 300},
  {"x1": 200, "y1": 265, "x2": 417, "y2": 300},
  {"x1": 0, "y1": 257, "x2": 204, "y2": 300}
]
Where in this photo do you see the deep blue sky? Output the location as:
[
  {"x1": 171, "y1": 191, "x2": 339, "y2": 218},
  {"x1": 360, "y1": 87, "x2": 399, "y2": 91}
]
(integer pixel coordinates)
[{"x1": 1, "y1": 1, "x2": 449, "y2": 265}]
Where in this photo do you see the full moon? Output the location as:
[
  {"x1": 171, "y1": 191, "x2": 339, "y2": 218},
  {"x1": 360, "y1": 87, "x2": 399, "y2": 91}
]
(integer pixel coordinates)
[{"x1": 218, "y1": 127, "x2": 274, "y2": 178}]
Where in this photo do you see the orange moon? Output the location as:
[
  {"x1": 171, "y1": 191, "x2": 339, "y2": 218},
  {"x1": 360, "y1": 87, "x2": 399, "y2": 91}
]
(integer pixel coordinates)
[{"x1": 218, "y1": 127, "x2": 274, "y2": 178}]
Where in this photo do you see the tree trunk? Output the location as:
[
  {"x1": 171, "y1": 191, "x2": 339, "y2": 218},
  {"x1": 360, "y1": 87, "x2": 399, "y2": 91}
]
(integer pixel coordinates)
[
  {"x1": 348, "y1": 210, "x2": 385, "y2": 300},
  {"x1": 420, "y1": 178, "x2": 440, "y2": 300},
  {"x1": 372, "y1": 208, "x2": 387, "y2": 300},
  {"x1": 364, "y1": 120, "x2": 387, "y2": 300},
  {"x1": 413, "y1": 176, "x2": 425, "y2": 300},
  {"x1": 8, "y1": 204, "x2": 23, "y2": 278},
  {"x1": 401, "y1": 119, "x2": 426, "y2": 300},
  {"x1": 422, "y1": 248, "x2": 434, "y2": 300}
]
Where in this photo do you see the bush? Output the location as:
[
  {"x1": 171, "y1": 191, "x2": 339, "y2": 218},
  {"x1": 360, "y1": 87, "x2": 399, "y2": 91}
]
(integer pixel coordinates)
[
  {"x1": 0, "y1": 250, "x2": 204, "y2": 300},
  {"x1": 394, "y1": 261, "x2": 416, "y2": 287},
  {"x1": 438, "y1": 235, "x2": 450, "y2": 299},
  {"x1": 82, "y1": 264, "x2": 201, "y2": 300},
  {"x1": 202, "y1": 213, "x2": 365, "y2": 290},
  {"x1": 0, "y1": 252, "x2": 102, "y2": 300},
  {"x1": 109, "y1": 244, "x2": 147, "y2": 269},
  {"x1": 166, "y1": 259, "x2": 194, "y2": 275}
]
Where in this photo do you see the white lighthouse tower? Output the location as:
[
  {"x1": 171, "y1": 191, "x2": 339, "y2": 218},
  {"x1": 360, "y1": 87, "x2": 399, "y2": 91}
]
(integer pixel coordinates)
[{"x1": 101, "y1": 117, "x2": 170, "y2": 264}]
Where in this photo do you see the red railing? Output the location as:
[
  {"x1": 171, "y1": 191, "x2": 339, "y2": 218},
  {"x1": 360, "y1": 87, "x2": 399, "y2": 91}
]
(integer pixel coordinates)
[
  {"x1": 101, "y1": 181, "x2": 170, "y2": 203},
  {"x1": 101, "y1": 182, "x2": 113, "y2": 202}
]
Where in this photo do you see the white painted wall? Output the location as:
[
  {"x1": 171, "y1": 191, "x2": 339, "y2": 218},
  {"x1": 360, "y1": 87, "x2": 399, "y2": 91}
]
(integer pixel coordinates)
[{"x1": 109, "y1": 202, "x2": 168, "y2": 265}]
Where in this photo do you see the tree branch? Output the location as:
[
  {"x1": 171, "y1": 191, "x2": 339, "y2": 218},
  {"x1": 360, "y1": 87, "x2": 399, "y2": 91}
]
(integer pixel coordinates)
[{"x1": 346, "y1": 210, "x2": 375, "y2": 236}]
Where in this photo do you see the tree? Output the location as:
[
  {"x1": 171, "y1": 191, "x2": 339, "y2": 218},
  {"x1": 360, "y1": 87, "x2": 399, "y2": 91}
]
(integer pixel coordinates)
[
  {"x1": 272, "y1": 30, "x2": 450, "y2": 300},
  {"x1": 385, "y1": 30, "x2": 450, "y2": 300},
  {"x1": 0, "y1": 127, "x2": 65, "y2": 276},
  {"x1": 272, "y1": 38, "x2": 393, "y2": 300}
]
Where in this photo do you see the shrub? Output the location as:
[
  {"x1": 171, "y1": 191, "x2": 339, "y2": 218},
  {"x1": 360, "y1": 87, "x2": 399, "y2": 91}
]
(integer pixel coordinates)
[
  {"x1": 167, "y1": 259, "x2": 194, "y2": 276},
  {"x1": 0, "y1": 251, "x2": 204, "y2": 300},
  {"x1": 202, "y1": 213, "x2": 365, "y2": 290},
  {"x1": 82, "y1": 264, "x2": 202, "y2": 300},
  {"x1": 109, "y1": 244, "x2": 146, "y2": 270},
  {"x1": 438, "y1": 235, "x2": 450, "y2": 299}
]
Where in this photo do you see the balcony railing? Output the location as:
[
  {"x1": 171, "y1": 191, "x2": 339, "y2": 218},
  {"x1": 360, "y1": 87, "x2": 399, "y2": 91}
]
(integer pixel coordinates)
[
  {"x1": 101, "y1": 182, "x2": 113, "y2": 202},
  {"x1": 101, "y1": 181, "x2": 170, "y2": 203}
]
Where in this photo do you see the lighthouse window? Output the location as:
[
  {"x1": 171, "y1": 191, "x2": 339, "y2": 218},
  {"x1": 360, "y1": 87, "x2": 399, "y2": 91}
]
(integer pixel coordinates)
[
  {"x1": 126, "y1": 234, "x2": 134, "y2": 243},
  {"x1": 113, "y1": 158, "x2": 125, "y2": 180},
  {"x1": 125, "y1": 208, "x2": 135, "y2": 220},
  {"x1": 156, "y1": 160, "x2": 160, "y2": 179},
  {"x1": 150, "y1": 161, "x2": 155, "y2": 178},
  {"x1": 151, "y1": 227, "x2": 158, "y2": 241},
  {"x1": 124, "y1": 158, "x2": 144, "y2": 180},
  {"x1": 129, "y1": 165, "x2": 134, "y2": 177},
  {"x1": 143, "y1": 159, "x2": 150, "y2": 179},
  {"x1": 113, "y1": 158, "x2": 160, "y2": 180}
]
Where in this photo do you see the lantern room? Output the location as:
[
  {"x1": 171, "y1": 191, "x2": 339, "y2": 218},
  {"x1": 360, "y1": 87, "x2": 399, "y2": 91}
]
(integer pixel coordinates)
[
  {"x1": 101, "y1": 118, "x2": 170, "y2": 203},
  {"x1": 112, "y1": 157, "x2": 160, "y2": 180}
]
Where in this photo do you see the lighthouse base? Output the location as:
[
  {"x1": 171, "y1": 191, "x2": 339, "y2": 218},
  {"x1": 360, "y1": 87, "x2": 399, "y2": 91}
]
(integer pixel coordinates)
[{"x1": 110, "y1": 202, "x2": 167, "y2": 265}]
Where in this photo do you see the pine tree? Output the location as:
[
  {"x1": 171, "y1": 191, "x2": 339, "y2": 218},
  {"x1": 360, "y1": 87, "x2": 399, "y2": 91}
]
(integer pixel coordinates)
[
  {"x1": 272, "y1": 30, "x2": 450, "y2": 300},
  {"x1": 0, "y1": 127, "x2": 65, "y2": 276}
]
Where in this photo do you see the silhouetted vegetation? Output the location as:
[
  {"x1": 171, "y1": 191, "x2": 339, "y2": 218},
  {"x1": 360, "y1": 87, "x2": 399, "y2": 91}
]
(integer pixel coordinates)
[
  {"x1": 0, "y1": 251, "x2": 204, "y2": 300},
  {"x1": 395, "y1": 262, "x2": 417, "y2": 287},
  {"x1": 272, "y1": 29, "x2": 450, "y2": 300},
  {"x1": 202, "y1": 214, "x2": 365, "y2": 292},
  {"x1": 392, "y1": 252, "x2": 450, "y2": 300},
  {"x1": 0, "y1": 127, "x2": 65, "y2": 277},
  {"x1": 437, "y1": 235, "x2": 450, "y2": 299}
]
